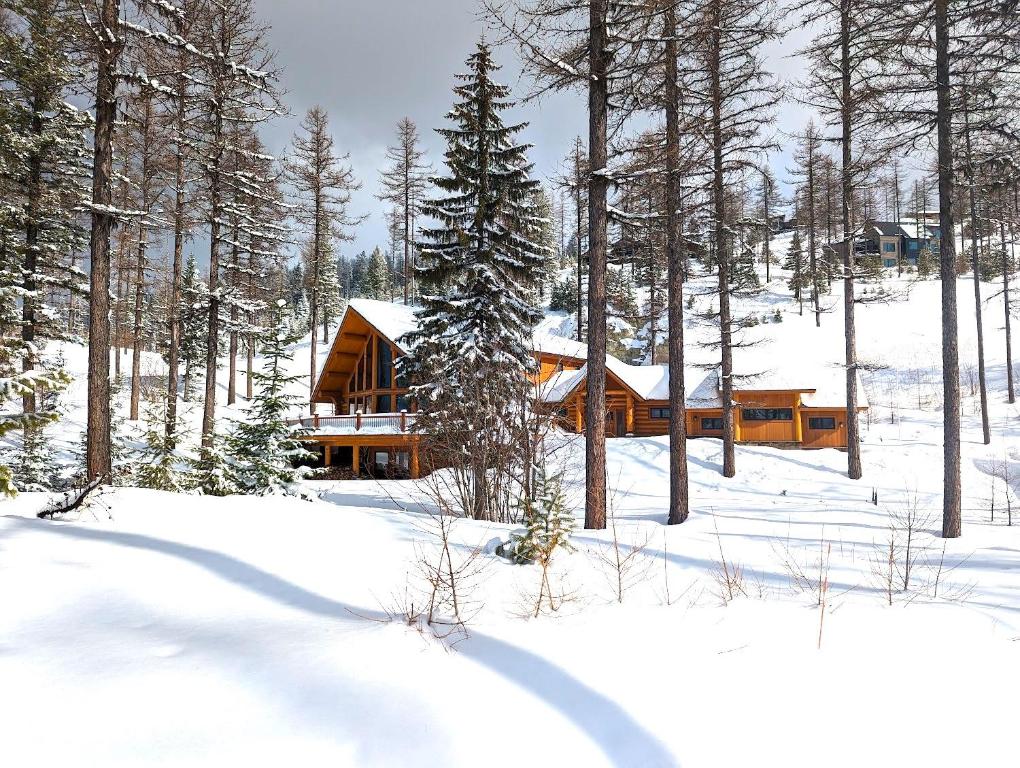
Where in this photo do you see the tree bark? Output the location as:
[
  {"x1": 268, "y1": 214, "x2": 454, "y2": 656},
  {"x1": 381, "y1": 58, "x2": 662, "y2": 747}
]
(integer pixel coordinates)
[
  {"x1": 962, "y1": 84, "x2": 990, "y2": 444},
  {"x1": 22, "y1": 101, "x2": 42, "y2": 417},
  {"x1": 584, "y1": 0, "x2": 608, "y2": 529},
  {"x1": 840, "y1": 0, "x2": 862, "y2": 480},
  {"x1": 709, "y1": 0, "x2": 735, "y2": 478},
  {"x1": 664, "y1": 2, "x2": 689, "y2": 524},
  {"x1": 935, "y1": 0, "x2": 961, "y2": 538},
  {"x1": 86, "y1": 0, "x2": 120, "y2": 481},
  {"x1": 166, "y1": 53, "x2": 188, "y2": 440},
  {"x1": 1007, "y1": 187, "x2": 1016, "y2": 404}
]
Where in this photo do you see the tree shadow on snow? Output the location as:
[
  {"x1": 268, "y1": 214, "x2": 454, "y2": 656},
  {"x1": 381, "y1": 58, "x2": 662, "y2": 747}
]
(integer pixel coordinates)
[{"x1": 11, "y1": 517, "x2": 678, "y2": 768}]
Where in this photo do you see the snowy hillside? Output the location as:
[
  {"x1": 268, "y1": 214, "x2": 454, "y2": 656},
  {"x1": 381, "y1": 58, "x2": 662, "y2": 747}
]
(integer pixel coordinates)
[{"x1": 3, "y1": 251, "x2": 1020, "y2": 767}]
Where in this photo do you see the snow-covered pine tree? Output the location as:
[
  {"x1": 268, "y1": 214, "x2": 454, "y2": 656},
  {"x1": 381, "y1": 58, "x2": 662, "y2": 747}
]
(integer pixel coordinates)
[
  {"x1": 191, "y1": 0, "x2": 283, "y2": 448},
  {"x1": 0, "y1": 364, "x2": 67, "y2": 496},
  {"x1": 193, "y1": 436, "x2": 238, "y2": 497},
  {"x1": 363, "y1": 245, "x2": 391, "y2": 300},
  {"x1": 377, "y1": 117, "x2": 432, "y2": 304},
  {"x1": 286, "y1": 106, "x2": 360, "y2": 413},
  {"x1": 135, "y1": 393, "x2": 192, "y2": 492},
  {"x1": 507, "y1": 461, "x2": 573, "y2": 565},
  {"x1": 0, "y1": 1, "x2": 90, "y2": 423},
  {"x1": 228, "y1": 300, "x2": 312, "y2": 496},
  {"x1": 404, "y1": 41, "x2": 545, "y2": 522},
  {"x1": 785, "y1": 230, "x2": 807, "y2": 313},
  {"x1": 179, "y1": 254, "x2": 208, "y2": 402}
]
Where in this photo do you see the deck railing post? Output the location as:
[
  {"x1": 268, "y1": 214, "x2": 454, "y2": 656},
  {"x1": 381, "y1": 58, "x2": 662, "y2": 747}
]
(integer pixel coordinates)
[
  {"x1": 314, "y1": 414, "x2": 320, "y2": 430},
  {"x1": 400, "y1": 410, "x2": 406, "y2": 432},
  {"x1": 356, "y1": 410, "x2": 362, "y2": 431}
]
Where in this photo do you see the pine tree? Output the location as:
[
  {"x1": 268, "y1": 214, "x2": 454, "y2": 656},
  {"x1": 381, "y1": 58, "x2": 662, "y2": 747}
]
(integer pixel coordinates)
[
  {"x1": 287, "y1": 106, "x2": 359, "y2": 413},
  {"x1": 179, "y1": 254, "x2": 208, "y2": 402},
  {"x1": 135, "y1": 394, "x2": 192, "y2": 492},
  {"x1": 229, "y1": 300, "x2": 313, "y2": 495},
  {"x1": 0, "y1": 0, "x2": 90, "y2": 424},
  {"x1": 785, "y1": 230, "x2": 807, "y2": 312},
  {"x1": 0, "y1": 365, "x2": 66, "y2": 496},
  {"x1": 377, "y1": 117, "x2": 431, "y2": 304},
  {"x1": 507, "y1": 462, "x2": 573, "y2": 564},
  {"x1": 405, "y1": 42, "x2": 545, "y2": 522},
  {"x1": 193, "y1": 437, "x2": 238, "y2": 497}
]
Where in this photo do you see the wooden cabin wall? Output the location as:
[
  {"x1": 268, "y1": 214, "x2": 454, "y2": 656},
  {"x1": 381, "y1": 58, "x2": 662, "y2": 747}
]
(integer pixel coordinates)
[
  {"x1": 344, "y1": 329, "x2": 409, "y2": 415},
  {"x1": 800, "y1": 409, "x2": 848, "y2": 448}
]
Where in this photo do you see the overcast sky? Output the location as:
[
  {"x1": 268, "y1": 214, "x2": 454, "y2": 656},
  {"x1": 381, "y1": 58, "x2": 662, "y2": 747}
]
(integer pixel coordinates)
[{"x1": 252, "y1": 0, "x2": 812, "y2": 261}]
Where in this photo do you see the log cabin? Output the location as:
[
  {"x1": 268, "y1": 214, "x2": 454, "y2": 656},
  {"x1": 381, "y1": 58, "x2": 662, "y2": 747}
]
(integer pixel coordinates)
[{"x1": 296, "y1": 299, "x2": 868, "y2": 478}]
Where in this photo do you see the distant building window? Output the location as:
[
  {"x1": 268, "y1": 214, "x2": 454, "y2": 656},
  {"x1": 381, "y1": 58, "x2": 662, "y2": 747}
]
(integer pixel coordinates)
[
  {"x1": 650, "y1": 407, "x2": 670, "y2": 419},
  {"x1": 882, "y1": 242, "x2": 897, "y2": 253},
  {"x1": 808, "y1": 417, "x2": 837, "y2": 430},
  {"x1": 907, "y1": 240, "x2": 919, "y2": 251},
  {"x1": 883, "y1": 258, "x2": 896, "y2": 268},
  {"x1": 742, "y1": 408, "x2": 793, "y2": 421},
  {"x1": 701, "y1": 417, "x2": 723, "y2": 430},
  {"x1": 377, "y1": 341, "x2": 392, "y2": 388}
]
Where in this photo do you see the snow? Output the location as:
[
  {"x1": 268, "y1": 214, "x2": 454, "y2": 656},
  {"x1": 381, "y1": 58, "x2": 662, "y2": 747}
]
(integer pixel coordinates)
[{"x1": 4, "y1": 244, "x2": 1020, "y2": 766}]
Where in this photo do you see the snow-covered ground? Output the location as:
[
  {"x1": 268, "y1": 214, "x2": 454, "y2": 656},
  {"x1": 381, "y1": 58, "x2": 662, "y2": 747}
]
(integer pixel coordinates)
[{"x1": 3, "y1": 252, "x2": 1020, "y2": 767}]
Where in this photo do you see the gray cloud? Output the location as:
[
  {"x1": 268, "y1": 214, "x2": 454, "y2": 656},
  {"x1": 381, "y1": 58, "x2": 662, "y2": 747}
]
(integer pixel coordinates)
[{"x1": 254, "y1": 0, "x2": 813, "y2": 261}]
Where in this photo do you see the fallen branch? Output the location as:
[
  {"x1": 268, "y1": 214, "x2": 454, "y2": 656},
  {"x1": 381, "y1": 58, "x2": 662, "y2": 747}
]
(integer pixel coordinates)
[{"x1": 37, "y1": 474, "x2": 110, "y2": 520}]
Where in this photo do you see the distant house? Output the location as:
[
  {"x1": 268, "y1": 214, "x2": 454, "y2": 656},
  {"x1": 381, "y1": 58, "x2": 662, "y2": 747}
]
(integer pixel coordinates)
[
  {"x1": 297, "y1": 300, "x2": 869, "y2": 478},
  {"x1": 823, "y1": 219, "x2": 941, "y2": 269}
]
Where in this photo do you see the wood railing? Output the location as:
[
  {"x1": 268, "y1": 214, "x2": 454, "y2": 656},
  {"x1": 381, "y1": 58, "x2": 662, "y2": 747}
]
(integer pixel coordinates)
[{"x1": 288, "y1": 411, "x2": 416, "y2": 434}]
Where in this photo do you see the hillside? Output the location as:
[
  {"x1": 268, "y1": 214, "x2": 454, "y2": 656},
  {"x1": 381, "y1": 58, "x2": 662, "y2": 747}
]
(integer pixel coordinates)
[{"x1": 2, "y1": 252, "x2": 1020, "y2": 767}]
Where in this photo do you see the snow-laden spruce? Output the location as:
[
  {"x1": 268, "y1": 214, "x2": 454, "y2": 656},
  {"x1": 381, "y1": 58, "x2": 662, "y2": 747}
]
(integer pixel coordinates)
[
  {"x1": 403, "y1": 41, "x2": 547, "y2": 522},
  {"x1": 227, "y1": 301, "x2": 313, "y2": 496}
]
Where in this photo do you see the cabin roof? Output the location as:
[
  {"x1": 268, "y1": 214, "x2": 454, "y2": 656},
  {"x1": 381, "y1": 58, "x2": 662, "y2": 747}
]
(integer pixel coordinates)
[{"x1": 317, "y1": 299, "x2": 868, "y2": 410}]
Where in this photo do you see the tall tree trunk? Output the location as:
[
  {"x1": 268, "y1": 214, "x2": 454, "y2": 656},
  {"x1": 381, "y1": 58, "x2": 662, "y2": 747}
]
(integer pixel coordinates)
[
  {"x1": 808, "y1": 146, "x2": 820, "y2": 327},
  {"x1": 22, "y1": 102, "x2": 42, "y2": 418},
  {"x1": 664, "y1": 3, "x2": 689, "y2": 524},
  {"x1": 584, "y1": 0, "x2": 608, "y2": 529},
  {"x1": 575, "y1": 143, "x2": 584, "y2": 343},
  {"x1": 247, "y1": 247, "x2": 255, "y2": 400},
  {"x1": 962, "y1": 84, "x2": 990, "y2": 444},
  {"x1": 710, "y1": 0, "x2": 736, "y2": 478},
  {"x1": 840, "y1": 0, "x2": 862, "y2": 480},
  {"x1": 86, "y1": 0, "x2": 120, "y2": 481},
  {"x1": 647, "y1": 189, "x2": 657, "y2": 365},
  {"x1": 166, "y1": 58, "x2": 189, "y2": 440},
  {"x1": 129, "y1": 96, "x2": 152, "y2": 422},
  {"x1": 129, "y1": 225, "x2": 145, "y2": 420},
  {"x1": 201, "y1": 119, "x2": 223, "y2": 447},
  {"x1": 762, "y1": 171, "x2": 771, "y2": 283},
  {"x1": 935, "y1": 0, "x2": 961, "y2": 538},
  {"x1": 1007, "y1": 187, "x2": 1017, "y2": 404},
  {"x1": 227, "y1": 241, "x2": 238, "y2": 406}
]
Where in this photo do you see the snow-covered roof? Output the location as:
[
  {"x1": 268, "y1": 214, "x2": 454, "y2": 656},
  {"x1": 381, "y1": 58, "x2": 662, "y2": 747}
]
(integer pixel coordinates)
[
  {"x1": 538, "y1": 368, "x2": 588, "y2": 403},
  {"x1": 685, "y1": 364, "x2": 868, "y2": 410},
  {"x1": 346, "y1": 299, "x2": 419, "y2": 352},
  {"x1": 337, "y1": 300, "x2": 867, "y2": 409}
]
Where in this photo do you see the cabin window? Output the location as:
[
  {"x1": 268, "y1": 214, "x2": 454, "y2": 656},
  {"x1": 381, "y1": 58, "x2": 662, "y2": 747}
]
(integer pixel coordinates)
[
  {"x1": 395, "y1": 452, "x2": 409, "y2": 472},
  {"x1": 396, "y1": 394, "x2": 410, "y2": 412},
  {"x1": 365, "y1": 338, "x2": 374, "y2": 391},
  {"x1": 701, "y1": 417, "x2": 723, "y2": 430},
  {"x1": 742, "y1": 408, "x2": 793, "y2": 421},
  {"x1": 377, "y1": 342, "x2": 393, "y2": 388},
  {"x1": 377, "y1": 394, "x2": 392, "y2": 413},
  {"x1": 808, "y1": 417, "x2": 837, "y2": 430},
  {"x1": 649, "y1": 407, "x2": 670, "y2": 419},
  {"x1": 356, "y1": 358, "x2": 364, "y2": 392},
  {"x1": 374, "y1": 451, "x2": 389, "y2": 467}
]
